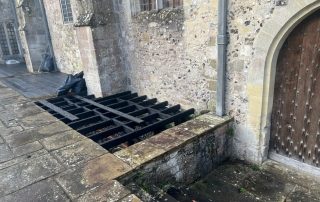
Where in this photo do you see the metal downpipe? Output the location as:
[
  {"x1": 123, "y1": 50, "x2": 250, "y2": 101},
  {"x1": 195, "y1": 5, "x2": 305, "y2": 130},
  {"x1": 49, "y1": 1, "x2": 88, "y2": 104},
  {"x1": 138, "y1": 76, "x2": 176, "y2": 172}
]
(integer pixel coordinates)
[{"x1": 216, "y1": 0, "x2": 228, "y2": 116}]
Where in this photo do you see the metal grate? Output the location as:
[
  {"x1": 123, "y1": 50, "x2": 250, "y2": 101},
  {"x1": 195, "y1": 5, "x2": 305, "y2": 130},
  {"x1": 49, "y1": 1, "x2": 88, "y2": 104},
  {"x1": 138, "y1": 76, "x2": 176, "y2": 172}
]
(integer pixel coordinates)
[{"x1": 36, "y1": 92, "x2": 194, "y2": 152}]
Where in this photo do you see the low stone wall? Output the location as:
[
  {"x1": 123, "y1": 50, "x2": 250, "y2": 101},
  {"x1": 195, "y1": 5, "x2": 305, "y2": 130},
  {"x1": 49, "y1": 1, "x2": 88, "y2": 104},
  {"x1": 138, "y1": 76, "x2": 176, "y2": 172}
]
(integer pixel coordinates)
[
  {"x1": 115, "y1": 115, "x2": 233, "y2": 186},
  {"x1": 0, "y1": 82, "x2": 233, "y2": 201}
]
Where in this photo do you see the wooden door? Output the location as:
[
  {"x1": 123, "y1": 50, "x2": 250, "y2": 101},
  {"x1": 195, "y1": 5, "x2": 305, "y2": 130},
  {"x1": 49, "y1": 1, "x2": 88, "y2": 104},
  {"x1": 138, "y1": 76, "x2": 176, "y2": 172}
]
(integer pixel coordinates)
[{"x1": 270, "y1": 11, "x2": 320, "y2": 167}]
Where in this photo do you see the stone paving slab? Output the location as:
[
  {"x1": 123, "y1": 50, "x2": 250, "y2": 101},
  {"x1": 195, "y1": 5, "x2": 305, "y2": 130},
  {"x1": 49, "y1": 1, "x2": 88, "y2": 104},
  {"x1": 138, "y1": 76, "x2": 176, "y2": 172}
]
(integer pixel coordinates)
[
  {"x1": 0, "y1": 178, "x2": 70, "y2": 202},
  {"x1": 0, "y1": 81, "x2": 7, "y2": 88},
  {"x1": 74, "y1": 180, "x2": 131, "y2": 202},
  {"x1": 241, "y1": 169, "x2": 296, "y2": 201},
  {"x1": 0, "y1": 125, "x2": 24, "y2": 137},
  {"x1": 118, "y1": 194, "x2": 143, "y2": 202},
  {"x1": 51, "y1": 139, "x2": 108, "y2": 167},
  {"x1": 40, "y1": 130, "x2": 86, "y2": 151},
  {"x1": 12, "y1": 141, "x2": 43, "y2": 157},
  {"x1": 55, "y1": 153, "x2": 132, "y2": 199},
  {"x1": 180, "y1": 161, "x2": 320, "y2": 202},
  {"x1": 0, "y1": 95, "x2": 29, "y2": 106},
  {"x1": 0, "y1": 149, "x2": 49, "y2": 170},
  {"x1": 286, "y1": 185, "x2": 320, "y2": 202},
  {"x1": 0, "y1": 154, "x2": 64, "y2": 196},
  {"x1": 4, "y1": 122, "x2": 71, "y2": 147},
  {"x1": 0, "y1": 88, "x2": 21, "y2": 99},
  {"x1": 0, "y1": 144, "x2": 14, "y2": 163},
  {"x1": 20, "y1": 112, "x2": 59, "y2": 128},
  {"x1": 5, "y1": 101, "x2": 45, "y2": 118}
]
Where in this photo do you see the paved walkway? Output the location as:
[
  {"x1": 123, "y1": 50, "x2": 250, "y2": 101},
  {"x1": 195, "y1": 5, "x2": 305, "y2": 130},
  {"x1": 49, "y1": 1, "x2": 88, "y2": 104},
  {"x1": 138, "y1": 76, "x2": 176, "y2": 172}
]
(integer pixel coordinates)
[
  {"x1": 1, "y1": 77, "x2": 320, "y2": 202},
  {"x1": 0, "y1": 64, "x2": 66, "y2": 99},
  {"x1": 0, "y1": 81, "x2": 141, "y2": 202},
  {"x1": 167, "y1": 161, "x2": 320, "y2": 202}
]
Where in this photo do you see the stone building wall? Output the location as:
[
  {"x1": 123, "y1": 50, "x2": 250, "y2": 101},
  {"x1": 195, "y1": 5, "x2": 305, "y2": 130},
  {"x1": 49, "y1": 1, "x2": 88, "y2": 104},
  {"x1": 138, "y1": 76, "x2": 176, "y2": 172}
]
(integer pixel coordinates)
[
  {"x1": 43, "y1": 0, "x2": 83, "y2": 74},
  {"x1": 225, "y1": 0, "x2": 290, "y2": 162},
  {"x1": 0, "y1": 0, "x2": 16, "y2": 22},
  {"x1": 115, "y1": 0, "x2": 218, "y2": 112},
  {"x1": 74, "y1": 0, "x2": 128, "y2": 96},
  {"x1": 15, "y1": 0, "x2": 49, "y2": 72}
]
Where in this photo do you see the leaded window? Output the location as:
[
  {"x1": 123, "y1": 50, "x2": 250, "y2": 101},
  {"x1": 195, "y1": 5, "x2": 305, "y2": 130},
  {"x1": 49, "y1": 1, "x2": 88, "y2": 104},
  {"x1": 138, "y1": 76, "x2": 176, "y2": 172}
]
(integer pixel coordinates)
[
  {"x1": 60, "y1": 0, "x2": 73, "y2": 23},
  {"x1": 0, "y1": 25, "x2": 10, "y2": 56},
  {"x1": 131, "y1": 0, "x2": 183, "y2": 16},
  {"x1": 6, "y1": 23, "x2": 19, "y2": 55}
]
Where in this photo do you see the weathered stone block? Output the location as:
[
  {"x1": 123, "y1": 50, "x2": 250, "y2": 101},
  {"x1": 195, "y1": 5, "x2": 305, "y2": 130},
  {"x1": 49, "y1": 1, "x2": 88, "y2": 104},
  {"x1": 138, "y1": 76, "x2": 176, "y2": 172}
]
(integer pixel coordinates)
[
  {"x1": 0, "y1": 144, "x2": 14, "y2": 163},
  {"x1": 20, "y1": 112, "x2": 59, "y2": 128},
  {"x1": 51, "y1": 139, "x2": 107, "y2": 167},
  {"x1": 9, "y1": 102, "x2": 44, "y2": 118},
  {"x1": 119, "y1": 194, "x2": 142, "y2": 202},
  {"x1": 12, "y1": 141, "x2": 43, "y2": 157},
  {"x1": 114, "y1": 141, "x2": 166, "y2": 168},
  {"x1": 75, "y1": 180, "x2": 131, "y2": 202},
  {"x1": 169, "y1": 114, "x2": 232, "y2": 137},
  {"x1": 0, "y1": 178, "x2": 69, "y2": 202},
  {"x1": 0, "y1": 125, "x2": 24, "y2": 137},
  {"x1": 0, "y1": 154, "x2": 63, "y2": 196},
  {"x1": 145, "y1": 131, "x2": 185, "y2": 151},
  {"x1": 0, "y1": 88, "x2": 20, "y2": 100},
  {"x1": 55, "y1": 153, "x2": 131, "y2": 199},
  {"x1": 0, "y1": 96, "x2": 28, "y2": 106},
  {"x1": 40, "y1": 130, "x2": 86, "y2": 151},
  {"x1": 0, "y1": 149, "x2": 48, "y2": 170},
  {"x1": 4, "y1": 122, "x2": 71, "y2": 147}
]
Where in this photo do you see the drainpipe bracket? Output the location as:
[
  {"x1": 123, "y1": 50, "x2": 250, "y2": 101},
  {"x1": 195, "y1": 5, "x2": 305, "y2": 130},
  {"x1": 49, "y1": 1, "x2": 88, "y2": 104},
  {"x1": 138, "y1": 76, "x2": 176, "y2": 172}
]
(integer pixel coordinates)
[{"x1": 217, "y1": 35, "x2": 227, "y2": 45}]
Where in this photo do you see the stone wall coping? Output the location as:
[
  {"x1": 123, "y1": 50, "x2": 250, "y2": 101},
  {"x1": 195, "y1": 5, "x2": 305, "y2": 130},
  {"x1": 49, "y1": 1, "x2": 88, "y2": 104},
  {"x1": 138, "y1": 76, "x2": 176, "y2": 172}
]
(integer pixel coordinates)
[{"x1": 114, "y1": 114, "x2": 233, "y2": 170}]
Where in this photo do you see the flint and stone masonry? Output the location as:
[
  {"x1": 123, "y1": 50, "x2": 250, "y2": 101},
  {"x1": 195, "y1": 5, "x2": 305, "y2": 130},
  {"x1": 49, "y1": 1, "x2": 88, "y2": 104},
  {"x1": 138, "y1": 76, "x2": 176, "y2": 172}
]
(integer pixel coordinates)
[{"x1": 10, "y1": 0, "x2": 320, "y2": 166}]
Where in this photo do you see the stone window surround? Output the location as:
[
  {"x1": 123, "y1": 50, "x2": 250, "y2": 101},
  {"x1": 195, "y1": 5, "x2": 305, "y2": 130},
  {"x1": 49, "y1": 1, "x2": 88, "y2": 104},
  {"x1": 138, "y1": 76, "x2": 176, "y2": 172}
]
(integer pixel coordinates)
[
  {"x1": 130, "y1": 0, "x2": 183, "y2": 15},
  {"x1": 60, "y1": 0, "x2": 74, "y2": 24},
  {"x1": 245, "y1": 0, "x2": 320, "y2": 170}
]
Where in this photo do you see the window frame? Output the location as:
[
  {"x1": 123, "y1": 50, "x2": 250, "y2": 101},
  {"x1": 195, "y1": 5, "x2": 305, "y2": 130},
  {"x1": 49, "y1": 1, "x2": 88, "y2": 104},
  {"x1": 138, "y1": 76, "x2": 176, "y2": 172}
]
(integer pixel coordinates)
[
  {"x1": 0, "y1": 22, "x2": 20, "y2": 57},
  {"x1": 131, "y1": 0, "x2": 183, "y2": 16},
  {"x1": 60, "y1": 0, "x2": 74, "y2": 24}
]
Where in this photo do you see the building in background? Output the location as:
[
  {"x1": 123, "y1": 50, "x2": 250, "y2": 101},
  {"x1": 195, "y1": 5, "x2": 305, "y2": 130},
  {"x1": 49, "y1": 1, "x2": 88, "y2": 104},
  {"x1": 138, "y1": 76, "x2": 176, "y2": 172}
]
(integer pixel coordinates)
[{"x1": 6, "y1": 0, "x2": 320, "y2": 172}]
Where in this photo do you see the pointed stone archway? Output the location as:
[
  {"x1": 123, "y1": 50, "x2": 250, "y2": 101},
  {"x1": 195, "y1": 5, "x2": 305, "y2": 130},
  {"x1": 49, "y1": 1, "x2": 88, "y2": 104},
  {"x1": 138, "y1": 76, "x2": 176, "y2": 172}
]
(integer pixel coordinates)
[{"x1": 238, "y1": 0, "x2": 320, "y2": 172}]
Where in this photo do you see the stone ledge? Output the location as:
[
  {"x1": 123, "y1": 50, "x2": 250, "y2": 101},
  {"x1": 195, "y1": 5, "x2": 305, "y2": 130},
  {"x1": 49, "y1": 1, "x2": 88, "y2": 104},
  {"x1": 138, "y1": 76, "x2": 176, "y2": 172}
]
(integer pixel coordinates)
[{"x1": 114, "y1": 114, "x2": 233, "y2": 170}]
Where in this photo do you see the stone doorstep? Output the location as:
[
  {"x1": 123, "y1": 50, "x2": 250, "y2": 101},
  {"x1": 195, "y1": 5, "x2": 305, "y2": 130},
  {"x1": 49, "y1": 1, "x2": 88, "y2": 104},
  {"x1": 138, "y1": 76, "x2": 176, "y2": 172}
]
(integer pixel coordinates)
[{"x1": 114, "y1": 114, "x2": 233, "y2": 169}]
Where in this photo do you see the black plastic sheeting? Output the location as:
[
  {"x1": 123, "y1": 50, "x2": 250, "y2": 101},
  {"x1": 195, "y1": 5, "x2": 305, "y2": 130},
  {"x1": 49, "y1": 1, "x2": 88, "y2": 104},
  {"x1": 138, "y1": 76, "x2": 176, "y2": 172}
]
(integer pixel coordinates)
[{"x1": 57, "y1": 71, "x2": 87, "y2": 96}]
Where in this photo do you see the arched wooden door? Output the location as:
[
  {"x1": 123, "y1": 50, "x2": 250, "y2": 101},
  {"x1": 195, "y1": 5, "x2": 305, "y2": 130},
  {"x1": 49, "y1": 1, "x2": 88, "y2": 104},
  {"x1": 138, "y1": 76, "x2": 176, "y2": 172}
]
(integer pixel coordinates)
[{"x1": 270, "y1": 10, "x2": 320, "y2": 167}]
